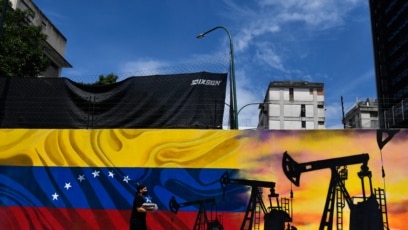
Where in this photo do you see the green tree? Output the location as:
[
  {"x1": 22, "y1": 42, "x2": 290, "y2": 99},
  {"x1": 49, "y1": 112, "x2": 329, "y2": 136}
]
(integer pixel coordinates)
[
  {"x1": 0, "y1": 0, "x2": 50, "y2": 77},
  {"x1": 93, "y1": 73, "x2": 119, "y2": 85}
]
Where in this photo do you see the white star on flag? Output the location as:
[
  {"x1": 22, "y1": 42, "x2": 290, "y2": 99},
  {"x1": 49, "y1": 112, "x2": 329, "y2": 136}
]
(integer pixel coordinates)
[
  {"x1": 92, "y1": 170, "x2": 100, "y2": 178},
  {"x1": 64, "y1": 182, "x2": 72, "y2": 190},
  {"x1": 123, "y1": 175, "x2": 131, "y2": 183},
  {"x1": 108, "y1": 171, "x2": 115, "y2": 178},
  {"x1": 77, "y1": 174, "x2": 86, "y2": 182},
  {"x1": 52, "y1": 192, "x2": 59, "y2": 200}
]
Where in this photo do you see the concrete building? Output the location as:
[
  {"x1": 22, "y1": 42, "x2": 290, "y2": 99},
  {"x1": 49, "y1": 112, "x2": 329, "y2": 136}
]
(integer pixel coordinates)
[
  {"x1": 344, "y1": 98, "x2": 379, "y2": 129},
  {"x1": 10, "y1": 0, "x2": 71, "y2": 77},
  {"x1": 369, "y1": 0, "x2": 408, "y2": 128},
  {"x1": 258, "y1": 81, "x2": 325, "y2": 130}
]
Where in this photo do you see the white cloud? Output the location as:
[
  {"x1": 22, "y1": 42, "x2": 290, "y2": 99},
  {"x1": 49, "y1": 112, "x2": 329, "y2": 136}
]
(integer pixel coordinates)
[
  {"x1": 234, "y1": 69, "x2": 268, "y2": 128},
  {"x1": 332, "y1": 70, "x2": 375, "y2": 97},
  {"x1": 120, "y1": 59, "x2": 169, "y2": 76},
  {"x1": 226, "y1": 0, "x2": 363, "y2": 54},
  {"x1": 234, "y1": 22, "x2": 280, "y2": 52},
  {"x1": 324, "y1": 102, "x2": 344, "y2": 129},
  {"x1": 254, "y1": 42, "x2": 285, "y2": 71},
  {"x1": 119, "y1": 51, "x2": 231, "y2": 78}
]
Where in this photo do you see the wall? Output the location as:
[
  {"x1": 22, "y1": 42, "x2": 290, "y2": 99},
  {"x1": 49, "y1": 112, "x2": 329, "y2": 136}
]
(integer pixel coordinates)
[
  {"x1": 0, "y1": 129, "x2": 405, "y2": 230},
  {"x1": 10, "y1": 0, "x2": 68, "y2": 56},
  {"x1": 267, "y1": 86, "x2": 325, "y2": 130},
  {"x1": 9, "y1": 0, "x2": 71, "y2": 77}
]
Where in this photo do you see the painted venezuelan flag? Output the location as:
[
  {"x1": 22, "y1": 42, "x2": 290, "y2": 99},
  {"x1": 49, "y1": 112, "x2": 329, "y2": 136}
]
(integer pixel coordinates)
[{"x1": 0, "y1": 129, "x2": 249, "y2": 230}]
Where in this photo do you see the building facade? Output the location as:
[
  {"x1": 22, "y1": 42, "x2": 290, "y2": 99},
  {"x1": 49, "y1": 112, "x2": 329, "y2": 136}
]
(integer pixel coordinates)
[
  {"x1": 10, "y1": 0, "x2": 71, "y2": 77},
  {"x1": 369, "y1": 0, "x2": 408, "y2": 128},
  {"x1": 257, "y1": 81, "x2": 325, "y2": 130},
  {"x1": 344, "y1": 98, "x2": 379, "y2": 129}
]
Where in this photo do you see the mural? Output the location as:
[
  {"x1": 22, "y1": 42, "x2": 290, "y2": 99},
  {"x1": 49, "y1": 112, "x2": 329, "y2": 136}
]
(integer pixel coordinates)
[{"x1": 0, "y1": 129, "x2": 406, "y2": 230}]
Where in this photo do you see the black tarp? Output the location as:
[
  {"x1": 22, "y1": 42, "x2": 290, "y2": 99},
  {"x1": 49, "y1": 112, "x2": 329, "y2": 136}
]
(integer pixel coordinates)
[{"x1": 0, "y1": 72, "x2": 227, "y2": 129}]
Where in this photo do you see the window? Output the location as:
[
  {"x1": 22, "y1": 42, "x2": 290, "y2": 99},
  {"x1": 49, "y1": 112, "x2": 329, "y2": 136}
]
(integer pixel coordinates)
[
  {"x1": 348, "y1": 119, "x2": 355, "y2": 127},
  {"x1": 289, "y1": 88, "x2": 294, "y2": 101},
  {"x1": 301, "y1": 121, "x2": 306, "y2": 128},
  {"x1": 300, "y1": 104, "x2": 305, "y2": 117},
  {"x1": 21, "y1": 2, "x2": 35, "y2": 22},
  {"x1": 370, "y1": 111, "x2": 378, "y2": 117},
  {"x1": 42, "y1": 21, "x2": 47, "y2": 30},
  {"x1": 370, "y1": 120, "x2": 378, "y2": 128}
]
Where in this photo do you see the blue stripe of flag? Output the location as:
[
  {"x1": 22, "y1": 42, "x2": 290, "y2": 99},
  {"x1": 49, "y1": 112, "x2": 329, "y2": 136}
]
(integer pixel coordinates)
[{"x1": 0, "y1": 166, "x2": 249, "y2": 212}]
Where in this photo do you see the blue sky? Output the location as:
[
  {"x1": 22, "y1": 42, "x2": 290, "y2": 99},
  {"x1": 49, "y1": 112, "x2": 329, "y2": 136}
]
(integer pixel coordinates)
[{"x1": 34, "y1": 0, "x2": 376, "y2": 129}]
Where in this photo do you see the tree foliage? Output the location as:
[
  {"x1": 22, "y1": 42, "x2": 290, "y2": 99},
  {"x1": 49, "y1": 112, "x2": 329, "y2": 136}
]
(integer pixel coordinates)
[
  {"x1": 0, "y1": 0, "x2": 50, "y2": 77},
  {"x1": 92, "y1": 73, "x2": 119, "y2": 85}
]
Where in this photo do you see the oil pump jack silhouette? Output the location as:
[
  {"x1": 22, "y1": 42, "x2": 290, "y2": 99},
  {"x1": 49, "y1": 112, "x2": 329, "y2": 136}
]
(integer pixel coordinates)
[
  {"x1": 220, "y1": 171, "x2": 296, "y2": 230},
  {"x1": 169, "y1": 196, "x2": 224, "y2": 230},
  {"x1": 282, "y1": 151, "x2": 389, "y2": 230}
]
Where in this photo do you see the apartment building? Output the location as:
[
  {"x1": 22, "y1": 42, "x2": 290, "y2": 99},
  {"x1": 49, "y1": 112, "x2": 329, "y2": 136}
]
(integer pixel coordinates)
[
  {"x1": 258, "y1": 81, "x2": 325, "y2": 130},
  {"x1": 369, "y1": 0, "x2": 408, "y2": 128},
  {"x1": 344, "y1": 98, "x2": 379, "y2": 129},
  {"x1": 9, "y1": 0, "x2": 71, "y2": 77}
]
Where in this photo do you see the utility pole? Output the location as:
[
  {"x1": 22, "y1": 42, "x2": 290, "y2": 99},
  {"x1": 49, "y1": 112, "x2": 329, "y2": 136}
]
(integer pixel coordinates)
[
  {"x1": 197, "y1": 26, "x2": 238, "y2": 129},
  {"x1": 341, "y1": 96, "x2": 346, "y2": 129}
]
